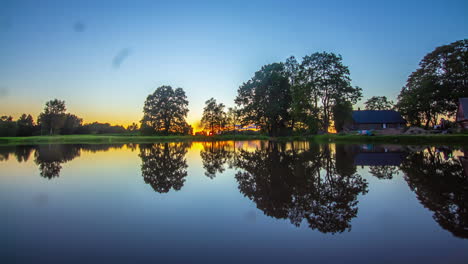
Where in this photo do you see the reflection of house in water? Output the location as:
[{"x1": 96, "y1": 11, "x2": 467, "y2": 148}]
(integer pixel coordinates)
[
  {"x1": 349, "y1": 145, "x2": 408, "y2": 167},
  {"x1": 341, "y1": 144, "x2": 408, "y2": 180}
]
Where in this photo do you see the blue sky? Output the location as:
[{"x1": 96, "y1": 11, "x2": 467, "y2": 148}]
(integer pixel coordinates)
[{"x1": 1, "y1": 0, "x2": 467, "y2": 125}]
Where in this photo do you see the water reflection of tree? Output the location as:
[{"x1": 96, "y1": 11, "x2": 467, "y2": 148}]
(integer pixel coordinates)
[
  {"x1": 401, "y1": 148, "x2": 468, "y2": 239},
  {"x1": 369, "y1": 165, "x2": 399, "y2": 179},
  {"x1": 34, "y1": 145, "x2": 81, "y2": 179},
  {"x1": 234, "y1": 142, "x2": 368, "y2": 234},
  {"x1": 139, "y1": 143, "x2": 189, "y2": 193},
  {"x1": 1, "y1": 144, "x2": 126, "y2": 179},
  {"x1": 200, "y1": 141, "x2": 234, "y2": 179}
]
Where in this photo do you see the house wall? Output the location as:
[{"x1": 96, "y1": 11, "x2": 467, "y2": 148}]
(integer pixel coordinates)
[{"x1": 353, "y1": 123, "x2": 404, "y2": 130}]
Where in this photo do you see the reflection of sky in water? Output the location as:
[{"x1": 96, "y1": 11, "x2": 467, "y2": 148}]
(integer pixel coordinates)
[{"x1": 0, "y1": 142, "x2": 467, "y2": 263}]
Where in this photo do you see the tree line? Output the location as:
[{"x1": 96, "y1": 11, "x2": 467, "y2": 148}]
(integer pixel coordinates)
[
  {"x1": 2, "y1": 39, "x2": 466, "y2": 137},
  {"x1": 196, "y1": 39, "x2": 466, "y2": 135},
  {"x1": 0, "y1": 99, "x2": 132, "y2": 137}
]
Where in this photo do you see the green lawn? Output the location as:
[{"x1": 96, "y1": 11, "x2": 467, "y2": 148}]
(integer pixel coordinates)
[{"x1": 0, "y1": 133, "x2": 467, "y2": 146}]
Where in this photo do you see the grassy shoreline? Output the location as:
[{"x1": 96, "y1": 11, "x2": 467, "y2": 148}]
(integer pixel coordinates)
[{"x1": 0, "y1": 134, "x2": 467, "y2": 146}]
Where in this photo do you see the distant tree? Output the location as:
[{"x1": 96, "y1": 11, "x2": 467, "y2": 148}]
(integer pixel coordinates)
[
  {"x1": 299, "y1": 52, "x2": 362, "y2": 133},
  {"x1": 0, "y1": 116, "x2": 17, "y2": 136},
  {"x1": 396, "y1": 39, "x2": 468, "y2": 128},
  {"x1": 126, "y1": 122, "x2": 139, "y2": 133},
  {"x1": 37, "y1": 99, "x2": 67, "y2": 135},
  {"x1": 61, "y1": 114, "x2": 83, "y2": 135},
  {"x1": 364, "y1": 96, "x2": 394, "y2": 110},
  {"x1": 235, "y1": 63, "x2": 292, "y2": 136},
  {"x1": 140, "y1": 86, "x2": 190, "y2": 135},
  {"x1": 77, "y1": 122, "x2": 126, "y2": 134},
  {"x1": 332, "y1": 100, "x2": 353, "y2": 132},
  {"x1": 201, "y1": 98, "x2": 226, "y2": 135},
  {"x1": 16, "y1": 114, "x2": 35, "y2": 136}
]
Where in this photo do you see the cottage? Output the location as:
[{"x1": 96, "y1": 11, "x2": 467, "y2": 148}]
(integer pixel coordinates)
[
  {"x1": 456, "y1": 98, "x2": 468, "y2": 129},
  {"x1": 346, "y1": 110, "x2": 406, "y2": 131}
]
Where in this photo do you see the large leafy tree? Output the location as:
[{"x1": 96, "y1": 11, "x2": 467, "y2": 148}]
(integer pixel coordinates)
[
  {"x1": 285, "y1": 56, "x2": 319, "y2": 133},
  {"x1": 235, "y1": 63, "x2": 292, "y2": 136},
  {"x1": 298, "y1": 52, "x2": 362, "y2": 133},
  {"x1": 141, "y1": 86, "x2": 190, "y2": 135},
  {"x1": 397, "y1": 39, "x2": 468, "y2": 127},
  {"x1": 364, "y1": 96, "x2": 394, "y2": 110},
  {"x1": 37, "y1": 99, "x2": 67, "y2": 135},
  {"x1": 201, "y1": 98, "x2": 226, "y2": 135}
]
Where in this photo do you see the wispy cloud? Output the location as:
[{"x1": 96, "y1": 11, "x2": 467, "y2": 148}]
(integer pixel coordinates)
[
  {"x1": 73, "y1": 21, "x2": 86, "y2": 32},
  {"x1": 112, "y1": 48, "x2": 132, "y2": 69},
  {"x1": 0, "y1": 87, "x2": 8, "y2": 98}
]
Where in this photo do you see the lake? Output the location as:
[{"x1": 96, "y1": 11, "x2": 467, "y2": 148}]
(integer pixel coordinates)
[{"x1": 1, "y1": 141, "x2": 467, "y2": 263}]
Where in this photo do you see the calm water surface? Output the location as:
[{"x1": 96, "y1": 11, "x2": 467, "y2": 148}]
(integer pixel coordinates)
[{"x1": 1, "y1": 141, "x2": 467, "y2": 263}]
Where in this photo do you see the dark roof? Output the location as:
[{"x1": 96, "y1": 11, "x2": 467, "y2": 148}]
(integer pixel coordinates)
[
  {"x1": 354, "y1": 152, "x2": 406, "y2": 166},
  {"x1": 458, "y1": 98, "x2": 468, "y2": 120},
  {"x1": 352, "y1": 110, "x2": 406, "y2": 124}
]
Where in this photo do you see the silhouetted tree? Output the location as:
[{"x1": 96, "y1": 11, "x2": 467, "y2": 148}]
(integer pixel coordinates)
[
  {"x1": 16, "y1": 114, "x2": 35, "y2": 136},
  {"x1": 126, "y1": 122, "x2": 139, "y2": 133},
  {"x1": 201, "y1": 98, "x2": 226, "y2": 135},
  {"x1": 38, "y1": 99, "x2": 67, "y2": 135},
  {"x1": 299, "y1": 52, "x2": 362, "y2": 133},
  {"x1": 140, "y1": 86, "x2": 190, "y2": 135},
  {"x1": 61, "y1": 114, "x2": 83, "y2": 135},
  {"x1": 76, "y1": 122, "x2": 126, "y2": 134},
  {"x1": 0, "y1": 116, "x2": 17, "y2": 136},
  {"x1": 365, "y1": 96, "x2": 394, "y2": 110},
  {"x1": 139, "y1": 143, "x2": 189, "y2": 193},
  {"x1": 225, "y1": 107, "x2": 241, "y2": 132},
  {"x1": 235, "y1": 63, "x2": 291, "y2": 136},
  {"x1": 397, "y1": 39, "x2": 468, "y2": 128},
  {"x1": 397, "y1": 73, "x2": 443, "y2": 128}
]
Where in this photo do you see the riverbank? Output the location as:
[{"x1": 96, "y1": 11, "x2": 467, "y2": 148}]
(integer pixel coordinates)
[{"x1": 0, "y1": 133, "x2": 467, "y2": 146}]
